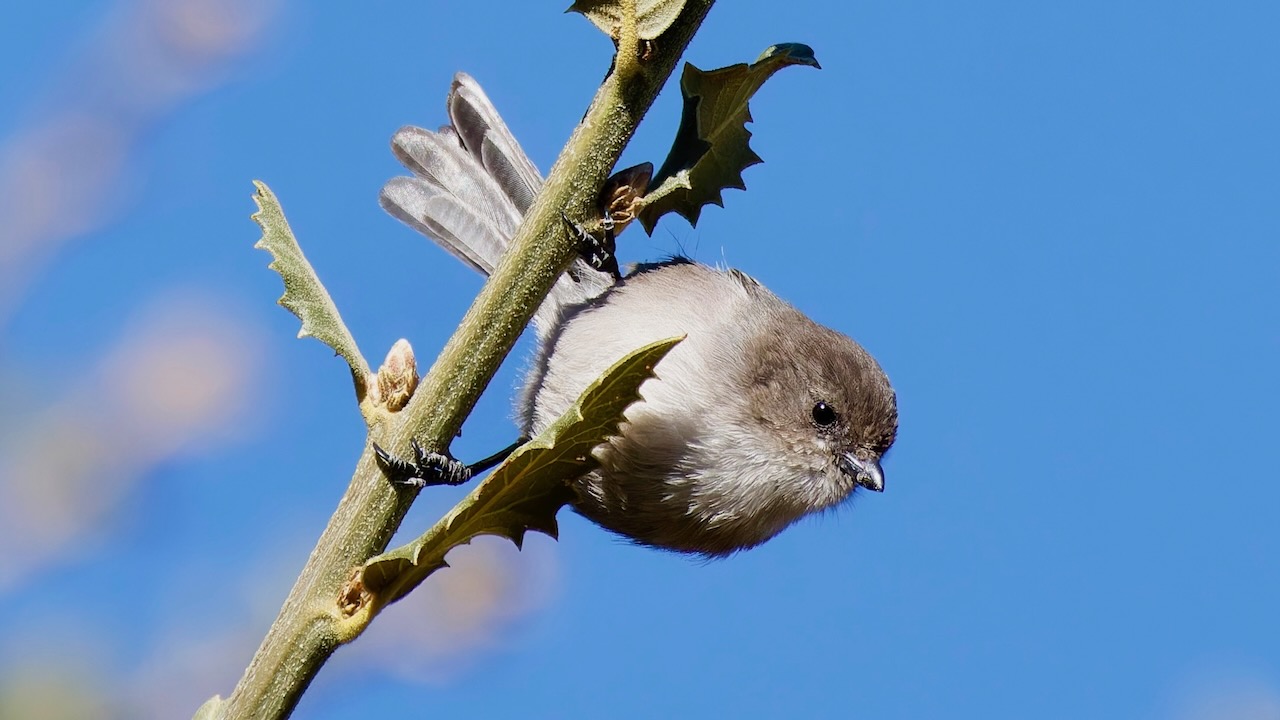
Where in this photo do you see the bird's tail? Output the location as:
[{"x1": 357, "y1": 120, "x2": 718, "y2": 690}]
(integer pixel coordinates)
[{"x1": 380, "y1": 73, "x2": 609, "y2": 333}]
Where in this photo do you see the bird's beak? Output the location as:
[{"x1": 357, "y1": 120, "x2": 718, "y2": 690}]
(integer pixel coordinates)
[{"x1": 839, "y1": 453, "x2": 885, "y2": 492}]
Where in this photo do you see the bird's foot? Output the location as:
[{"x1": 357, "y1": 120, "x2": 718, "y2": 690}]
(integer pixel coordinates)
[
  {"x1": 373, "y1": 439, "x2": 471, "y2": 488},
  {"x1": 561, "y1": 211, "x2": 621, "y2": 279}
]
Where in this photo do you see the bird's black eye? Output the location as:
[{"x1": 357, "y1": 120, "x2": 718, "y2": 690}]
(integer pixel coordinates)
[{"x1": 811, "y1": 401, "x2": 838, "y2": 427}]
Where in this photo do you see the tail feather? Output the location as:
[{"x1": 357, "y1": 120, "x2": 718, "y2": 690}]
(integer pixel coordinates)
[
  {"x1": 380, "y1": 72, "x2": 613, "y2": 335},
  {"x1": 387, "y1": 124, "x2": 522, "y2": 262},
  {"x1": 380, "y1": 75, "x2": 538, "y2": 275},
  {"x1": 390, "y1": 125, "x2": 523, "y2": 238},
  {"x1": 448, "y1": 73, "x2": 542, "y2": 215},
  {"x1": 379, "y1": 175, "x2": 505, "y2": 275}
]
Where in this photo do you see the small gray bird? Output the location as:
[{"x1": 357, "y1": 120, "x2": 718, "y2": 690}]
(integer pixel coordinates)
[{"x1": 380, "y1": 73, "x2": 898, "y2": 556}]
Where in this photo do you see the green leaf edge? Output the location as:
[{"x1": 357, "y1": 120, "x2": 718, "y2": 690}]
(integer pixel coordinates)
[
  {"x1": 638, "y1": 43, "x2": 821, "y2": 233},
  {"x1": 567, "y1": 0, "x2": 688, "y2": 40},
  {"x1": 359, "y1": 334, "x2": 685, "y2": 605},
  {"x1": 251, "y1": 180, "x2": 371, "y2": 385}
]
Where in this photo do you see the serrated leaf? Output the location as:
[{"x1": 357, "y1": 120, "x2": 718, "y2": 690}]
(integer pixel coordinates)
[
  {"x1": 359, "y1": 335, "x2": 684, "y2": 606},
  {"x1": 568, "y1": 0, "x2": 686, "y2": 40},
  {"x1": 251, "y1": 181, "x2": 370, "y2": 391},
  {"x1": 638, "y1": 43, "x2": 821, "y2": 234}
]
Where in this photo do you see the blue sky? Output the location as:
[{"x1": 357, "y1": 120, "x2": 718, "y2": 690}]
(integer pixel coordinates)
[{"x1": 1, "y1": 2, "x2": 1277, "y2": 718}]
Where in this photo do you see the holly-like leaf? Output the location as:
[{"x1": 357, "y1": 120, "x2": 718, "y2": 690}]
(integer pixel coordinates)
[
  {"x1": 638, "y1": 43, "x2": 821, "y2": 234},
  {"x1": 251, "y1": 181, "x2": 370, "y2": 394},
  {"x1": 357, "y1": 335, "x2": 684, "y2": 607},
  {"x1": 568, "y1": 0, "x2": 686, "y2": 40}
]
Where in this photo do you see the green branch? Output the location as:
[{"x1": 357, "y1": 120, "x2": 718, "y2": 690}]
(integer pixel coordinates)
[{"x1": 212, "y1": 3, "x2": 716, "y2": 718}]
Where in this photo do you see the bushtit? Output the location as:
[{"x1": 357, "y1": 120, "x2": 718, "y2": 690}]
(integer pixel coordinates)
[{"x1": 380, "y1": 73, "x2": 898, "y2": 556}]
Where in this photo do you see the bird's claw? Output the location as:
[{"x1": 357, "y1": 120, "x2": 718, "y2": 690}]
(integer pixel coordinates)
[
  {"x1": 561, "y1": 211, "x2": 621, "y2": 279},
  {"x1": 373, "y1": 439, "x2": 472, "y2": 488}
]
